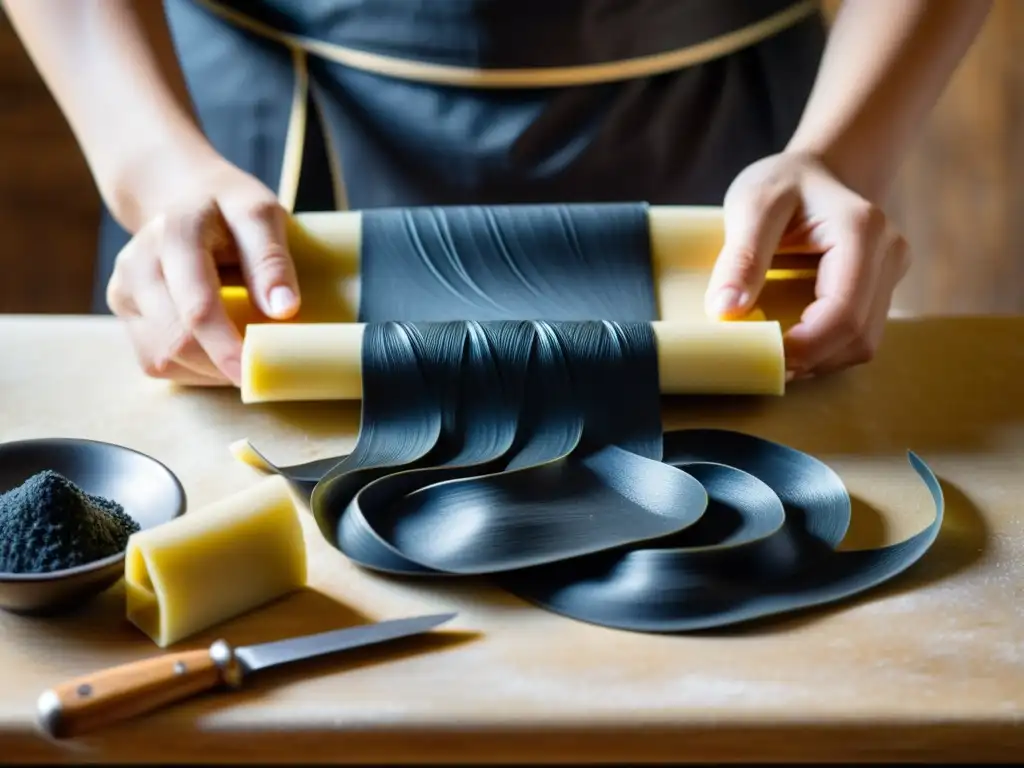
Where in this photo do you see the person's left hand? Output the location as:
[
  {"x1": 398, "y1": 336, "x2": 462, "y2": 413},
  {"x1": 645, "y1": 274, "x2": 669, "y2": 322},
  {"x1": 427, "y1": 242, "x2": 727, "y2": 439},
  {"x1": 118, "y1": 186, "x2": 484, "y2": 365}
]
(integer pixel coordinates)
[{"x1": 704, "y1": 151, "x2": 911, "y2": 380}]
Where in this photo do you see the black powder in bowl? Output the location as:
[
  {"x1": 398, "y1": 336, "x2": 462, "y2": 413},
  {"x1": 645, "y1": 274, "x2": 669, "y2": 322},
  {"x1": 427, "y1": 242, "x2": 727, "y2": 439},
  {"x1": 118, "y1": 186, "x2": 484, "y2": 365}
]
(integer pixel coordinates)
[{"x1": 0, "y1": 470, "x2": 140, "y2": 574}]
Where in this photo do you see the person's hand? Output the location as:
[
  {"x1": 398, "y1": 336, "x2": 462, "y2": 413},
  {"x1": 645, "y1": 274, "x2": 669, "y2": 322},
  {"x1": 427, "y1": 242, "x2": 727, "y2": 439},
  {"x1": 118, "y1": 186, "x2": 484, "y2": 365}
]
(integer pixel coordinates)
[
  {"x1": 105, "y1": 159, "x2": 301, "y2": 387},
  {"x1": 704, "y1": 152, "x2": 910, "y2": 380}
]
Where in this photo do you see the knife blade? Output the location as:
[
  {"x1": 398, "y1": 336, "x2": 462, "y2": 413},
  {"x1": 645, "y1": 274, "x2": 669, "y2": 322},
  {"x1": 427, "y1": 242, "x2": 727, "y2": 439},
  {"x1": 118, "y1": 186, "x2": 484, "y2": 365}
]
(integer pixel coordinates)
[{"x1": 37, "y1": 611, "x2": 457, "y2": 739}]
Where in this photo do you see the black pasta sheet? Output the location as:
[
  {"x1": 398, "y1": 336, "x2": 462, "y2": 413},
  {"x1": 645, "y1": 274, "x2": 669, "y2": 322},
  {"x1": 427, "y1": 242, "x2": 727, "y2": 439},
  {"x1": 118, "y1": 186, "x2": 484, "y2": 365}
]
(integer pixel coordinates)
[{"x1": 241, "y1": 203, "x2": 943, "y2": 632}]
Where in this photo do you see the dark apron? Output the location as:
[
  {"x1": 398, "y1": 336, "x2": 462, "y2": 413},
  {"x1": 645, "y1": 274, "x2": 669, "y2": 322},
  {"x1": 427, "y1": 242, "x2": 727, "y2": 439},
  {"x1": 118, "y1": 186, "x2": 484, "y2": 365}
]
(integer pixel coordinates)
[{"x1": 92, "y1": 0, "x2": 827, "y2": 312}]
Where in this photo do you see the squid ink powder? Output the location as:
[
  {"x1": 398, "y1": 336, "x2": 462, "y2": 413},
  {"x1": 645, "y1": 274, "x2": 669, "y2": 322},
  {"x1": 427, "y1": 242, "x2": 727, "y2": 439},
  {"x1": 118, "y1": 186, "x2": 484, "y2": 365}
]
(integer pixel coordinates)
[{"x1": 0, "y1": 470, "x2": 140, "y2": 573}]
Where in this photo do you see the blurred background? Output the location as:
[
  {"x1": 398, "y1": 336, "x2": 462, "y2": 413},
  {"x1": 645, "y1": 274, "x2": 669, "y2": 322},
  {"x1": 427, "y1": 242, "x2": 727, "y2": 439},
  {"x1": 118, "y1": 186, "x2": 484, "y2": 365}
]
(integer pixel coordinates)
[{"x1": 1, "y1": 0, "x2": 1021, "y2": 316}]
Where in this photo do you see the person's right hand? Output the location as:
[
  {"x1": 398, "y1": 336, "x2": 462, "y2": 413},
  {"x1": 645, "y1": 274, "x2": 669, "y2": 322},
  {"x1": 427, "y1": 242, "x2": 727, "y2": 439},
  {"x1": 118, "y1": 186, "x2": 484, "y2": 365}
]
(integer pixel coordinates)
[{"x1": 105, "y1": 160, "x2": 301, "y2": 387}]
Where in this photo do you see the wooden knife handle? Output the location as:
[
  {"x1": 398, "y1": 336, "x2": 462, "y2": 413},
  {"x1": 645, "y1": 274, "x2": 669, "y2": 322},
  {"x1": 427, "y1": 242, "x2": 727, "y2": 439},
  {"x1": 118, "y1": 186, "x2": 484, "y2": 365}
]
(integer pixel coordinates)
[{"x1": 37, "y1": 640, "x2": 241, "y2": 739}]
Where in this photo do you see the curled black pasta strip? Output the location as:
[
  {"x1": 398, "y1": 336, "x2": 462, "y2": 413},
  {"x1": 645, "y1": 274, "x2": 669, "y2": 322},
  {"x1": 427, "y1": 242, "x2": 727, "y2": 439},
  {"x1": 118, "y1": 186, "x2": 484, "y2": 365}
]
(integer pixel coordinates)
[
  {"x1": 244, "y1": 319, "x2": 943, "y2": 632},
  {"x1": 498, "y1": 431, "x2": 943, "y2": 632},
  {"x1": 239, "y1": 203, "x2": 943, "y2": 632}
]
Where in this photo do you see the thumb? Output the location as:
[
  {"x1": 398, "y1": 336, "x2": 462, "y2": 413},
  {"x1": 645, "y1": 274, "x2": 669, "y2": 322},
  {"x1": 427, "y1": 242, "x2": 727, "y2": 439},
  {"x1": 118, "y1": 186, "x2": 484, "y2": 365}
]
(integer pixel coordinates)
[
  {"x1": 705, "y1": 185, "x2": 799, "y2": 319},
  {"x1": 230, "y1": 199, "x2": 301, "y2": 320}
]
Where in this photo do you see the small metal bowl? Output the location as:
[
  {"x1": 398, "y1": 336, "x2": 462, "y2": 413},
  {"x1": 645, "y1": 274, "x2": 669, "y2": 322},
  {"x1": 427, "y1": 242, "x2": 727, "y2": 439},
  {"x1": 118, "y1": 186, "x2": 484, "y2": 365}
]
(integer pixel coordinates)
[{"x1": 0, "y1": 438, "x2": 186, "y2": 615}]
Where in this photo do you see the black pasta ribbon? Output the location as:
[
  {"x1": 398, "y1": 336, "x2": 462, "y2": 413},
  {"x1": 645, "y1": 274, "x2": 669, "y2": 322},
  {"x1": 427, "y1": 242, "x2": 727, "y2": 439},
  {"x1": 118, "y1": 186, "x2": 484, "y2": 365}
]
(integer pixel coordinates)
[
  {"x1": 245, "y1": 319, "x2": 943, "y2": 633},
  {"x1": 243, "y1": 203, "x2": 943, "y2": 632}
]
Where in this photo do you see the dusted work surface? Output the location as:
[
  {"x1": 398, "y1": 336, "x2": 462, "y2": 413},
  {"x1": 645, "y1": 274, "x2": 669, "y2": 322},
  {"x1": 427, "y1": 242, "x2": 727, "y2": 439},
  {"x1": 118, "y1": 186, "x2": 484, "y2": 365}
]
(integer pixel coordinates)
[{"x1": 0, "y1": 316, "x2": 1022, "y2": 763}]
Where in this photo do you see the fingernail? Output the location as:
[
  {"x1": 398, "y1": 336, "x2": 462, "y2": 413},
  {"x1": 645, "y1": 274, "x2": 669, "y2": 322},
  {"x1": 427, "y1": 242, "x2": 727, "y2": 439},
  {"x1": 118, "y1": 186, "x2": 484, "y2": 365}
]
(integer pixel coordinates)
[
  {"x1": 711, "y1": 288, "x2": 747, "y2": 318},
  {"x1": 268, "y1": 286, "x2": 297, "y2": 318}
]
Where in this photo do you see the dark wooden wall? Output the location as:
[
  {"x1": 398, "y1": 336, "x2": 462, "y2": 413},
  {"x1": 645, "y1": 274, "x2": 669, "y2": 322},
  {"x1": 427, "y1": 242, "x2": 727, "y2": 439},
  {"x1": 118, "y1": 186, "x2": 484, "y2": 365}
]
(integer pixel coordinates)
[
  {"x1": 0, "y1": 9, "x2": 98, "y2": 314},
  {"x1": 1, "y1": 2, "x2": 1022, "y2": 315},
  {"x1": 884, "y1": 0, "x2": 1024, "y2": 314}
]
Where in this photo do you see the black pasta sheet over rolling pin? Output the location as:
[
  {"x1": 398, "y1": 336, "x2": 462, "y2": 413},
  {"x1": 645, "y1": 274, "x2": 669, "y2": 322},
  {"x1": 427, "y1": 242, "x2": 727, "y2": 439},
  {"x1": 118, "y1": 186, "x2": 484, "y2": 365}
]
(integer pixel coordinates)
[{"x1": 243, "y1": 202, "x2": 944, "y2": 633}]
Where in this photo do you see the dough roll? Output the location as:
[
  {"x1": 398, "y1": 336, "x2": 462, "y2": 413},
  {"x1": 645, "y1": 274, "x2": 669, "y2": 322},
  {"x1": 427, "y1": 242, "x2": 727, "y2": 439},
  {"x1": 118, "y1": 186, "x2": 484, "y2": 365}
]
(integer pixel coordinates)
[
  {"x1": 240, "y1": 319, "x2": 786, "y2": 404},
  {"x1": 123, "y1": 475, "x2": 307, "y2": 648},
  {"x1": 219, "y1": 205, "x2": 819, "y2": 327}
]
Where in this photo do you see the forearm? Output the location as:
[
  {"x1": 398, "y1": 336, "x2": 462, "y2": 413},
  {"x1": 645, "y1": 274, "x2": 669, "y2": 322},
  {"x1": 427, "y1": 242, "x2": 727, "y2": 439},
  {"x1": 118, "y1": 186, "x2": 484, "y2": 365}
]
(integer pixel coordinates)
[
  {"x1": 786, "y1": 0, "x2": 992, "y2": 202},
  {"x1": 4, "y1": 0, "x2": 220, "y2": 231}
]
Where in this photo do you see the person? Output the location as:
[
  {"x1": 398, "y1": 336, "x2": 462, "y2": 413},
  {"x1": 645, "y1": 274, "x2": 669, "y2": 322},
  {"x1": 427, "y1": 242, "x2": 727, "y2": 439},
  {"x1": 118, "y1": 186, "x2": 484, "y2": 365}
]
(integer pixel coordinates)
[{"x1": 7, "y1": 0, "x2": 991, "y2": 387}]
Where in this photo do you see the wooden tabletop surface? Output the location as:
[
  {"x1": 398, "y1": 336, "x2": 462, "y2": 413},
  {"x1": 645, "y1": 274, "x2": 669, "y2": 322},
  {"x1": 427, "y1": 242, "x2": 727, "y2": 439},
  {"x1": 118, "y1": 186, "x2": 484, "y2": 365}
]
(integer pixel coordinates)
[{"x1": 0, "y1": 315, "x2": 1021, "y2": 763}]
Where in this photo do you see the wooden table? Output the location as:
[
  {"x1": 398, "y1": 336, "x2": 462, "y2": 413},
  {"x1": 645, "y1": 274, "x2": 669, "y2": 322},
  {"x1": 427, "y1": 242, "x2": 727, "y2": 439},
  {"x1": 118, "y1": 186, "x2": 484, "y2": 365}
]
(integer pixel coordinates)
[{"x1": 1, "y1": 315, "x2": 1022, "y2": 763}]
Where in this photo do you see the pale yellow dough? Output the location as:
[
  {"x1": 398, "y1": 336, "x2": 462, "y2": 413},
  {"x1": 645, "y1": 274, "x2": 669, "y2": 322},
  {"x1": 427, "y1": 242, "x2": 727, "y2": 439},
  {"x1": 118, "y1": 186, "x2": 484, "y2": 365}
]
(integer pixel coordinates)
[
  {"x1": 220, "y1": 206, "x2": 819, "y2": 327},
  {"x1": 219, "y1": 206, "x2": 817, "y2": 404},
  {"x1": 124, "y1": 475, "x2": 307, "y2": 648},
  {"x1": 240, "y1": 320, "x2": 786, "y2": 403}
]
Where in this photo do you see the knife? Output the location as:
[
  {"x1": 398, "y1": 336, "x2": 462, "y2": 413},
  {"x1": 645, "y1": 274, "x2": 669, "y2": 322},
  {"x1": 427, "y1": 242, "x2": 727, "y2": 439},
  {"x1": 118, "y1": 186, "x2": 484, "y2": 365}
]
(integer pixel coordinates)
[{"x1": 37, "y1": 611, "x2": 457, "y2": 739}]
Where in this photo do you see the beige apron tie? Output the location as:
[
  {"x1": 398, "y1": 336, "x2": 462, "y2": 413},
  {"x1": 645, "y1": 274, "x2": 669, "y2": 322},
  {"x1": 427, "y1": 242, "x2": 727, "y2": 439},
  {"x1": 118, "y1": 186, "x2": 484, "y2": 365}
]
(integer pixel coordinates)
[
  {"x1": 196, "y1": 0, "x2": 821, "y2": 88},
  {"x1": 277, "y1": 46, "x2": 309, "y2": 214}
]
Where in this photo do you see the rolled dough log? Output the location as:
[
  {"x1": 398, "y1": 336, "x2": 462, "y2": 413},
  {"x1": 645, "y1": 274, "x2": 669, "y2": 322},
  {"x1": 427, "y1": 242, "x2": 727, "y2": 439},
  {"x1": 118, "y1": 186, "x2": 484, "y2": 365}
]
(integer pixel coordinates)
[
  {"x1": 123, "y1": 475, "x2": 307, "y2": 648},
  {"x1": 220, "y1": 206, "x2": 820, "y2": 327},
  {"x1": 240, "y1": 320, "x2": 785, "y2": 403}
]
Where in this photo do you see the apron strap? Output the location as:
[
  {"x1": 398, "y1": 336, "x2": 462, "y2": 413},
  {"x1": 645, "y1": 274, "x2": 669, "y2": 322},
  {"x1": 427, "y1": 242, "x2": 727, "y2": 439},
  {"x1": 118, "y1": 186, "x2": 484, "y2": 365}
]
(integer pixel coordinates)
[
  {"x1": 193, "y1": 0, "x2": 821, "y2": 88},
  {"x1": 278, "y1": 46, "x2": 309, "y2": 214}
]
